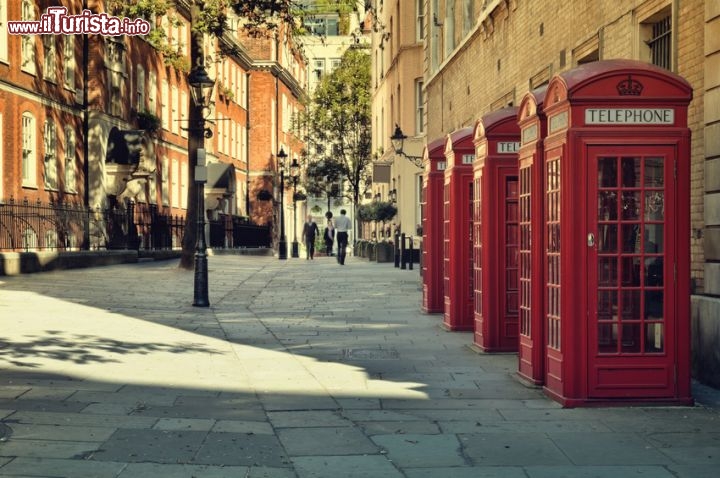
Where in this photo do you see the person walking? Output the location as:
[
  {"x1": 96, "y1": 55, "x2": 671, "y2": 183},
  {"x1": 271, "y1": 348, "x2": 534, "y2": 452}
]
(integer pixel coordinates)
[
  {"x1": 302, "y1": 215, "x2": 320, "y2": 260},
  {"x1": 323, "y1": 218, "x2": 335, "y2": 256},
  {"x1": 334, "y1": 209, "x2": 352, "y2": 265}
]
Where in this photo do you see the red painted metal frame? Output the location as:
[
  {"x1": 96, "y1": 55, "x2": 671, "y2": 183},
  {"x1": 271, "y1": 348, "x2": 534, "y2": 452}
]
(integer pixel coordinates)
[
  {"x1": 472, "y1": 107, "x2": 521, "y2": 352},
  {"x1": 517, "y1": 88, "x2": 548, "y2": 385},
  {"x1": 422, "y1": 137, "x2": 448, "y2": 314},
  {"x1": 442, "y1": 128, "x2": 475, "y2": 331},
  {"x1": 539, "y1": 59, "x2": 692, "y2": 407}
]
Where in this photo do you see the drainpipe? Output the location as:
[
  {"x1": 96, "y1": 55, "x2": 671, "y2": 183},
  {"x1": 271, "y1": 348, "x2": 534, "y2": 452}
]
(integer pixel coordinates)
[
  {"x1": 82, "y1": 0, "x2": 90, "y2": 249},
  {"x1": 245, "y1": 71, "x2": 250, "y2": 217}
]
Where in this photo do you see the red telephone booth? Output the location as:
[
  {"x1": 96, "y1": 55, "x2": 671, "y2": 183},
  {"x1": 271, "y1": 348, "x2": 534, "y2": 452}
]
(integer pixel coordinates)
[
  {"x1": 472, "y1": 108, "x2": 521, "y2": 352},
  {"x1": 516, "y1": 88, "x2": 548, "y2": 385},
  {"x1": 422, "y1": 138, "x2": 448, "y2": 314},
  {"x1": 541, "y1": 59, "x2": 692, "y2": 406},
  {"x1": 443, "y1": 128, "x2": 475, "y2": 331}
]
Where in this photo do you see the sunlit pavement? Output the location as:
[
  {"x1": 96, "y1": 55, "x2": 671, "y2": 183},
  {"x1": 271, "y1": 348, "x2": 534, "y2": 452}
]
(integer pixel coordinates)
[{"x1": 1, "y1": 254, "x2": 719, "y2": 478}]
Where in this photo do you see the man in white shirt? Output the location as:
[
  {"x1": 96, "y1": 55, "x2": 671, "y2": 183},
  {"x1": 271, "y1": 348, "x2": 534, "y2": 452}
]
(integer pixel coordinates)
[{"x1": 334, "y1": 209, "x2": 352, "y2": 265}]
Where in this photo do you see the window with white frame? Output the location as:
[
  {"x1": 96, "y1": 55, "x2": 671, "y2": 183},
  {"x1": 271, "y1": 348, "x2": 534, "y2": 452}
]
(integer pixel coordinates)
[
  {"x1": 161, "y1": 80, "x2": 169, "y2": 130},
  {"x1": 136, "y1": 66, "x2": 145, "y2": 111},
  {"x1": 217, "y1": 112, "x2": 224, "y2": 154},
  {"x1": 171, "y1": 158, "x2": 179, "y2": 208},
  {"x1": 415, "y1": 79, "x2": 424, "y2": 135},
  {"x1": 313, "y1": 59, "x2": 325, "y2": 82},
  {"x1": 43, "y1": 35, "x2": 56, "y2": 82},
  {"x1": 106, "y1": 38, "x2": 126, "y2": 116},
  {"x1": 161, "y1": 157, "x2": 170, "y2": 206},
  {"x1": 180, "y1": 161, "x2": 188, "y2": 209},
  {"x1": 44, "y1": 119, "x2": 58, "y2": 190},
  {"x1": 64, "y1": 127, "x2": 76, "y2": 193},
  {"x1": 1, "y1": 0, "x2": 9, "y2": 63},
  {"x1": 180, "y1": 90, "x2": 187, "y2": 138},
  {"x1": 22, "y1": 113, "x2": 36, "y2": 187},
  {"x1": 63, "y1": 37, "x2": 74, "y2": 90},
  {"x1": 171, "y1": 85, "x2": 179, "y2": 135},
  {"x1": 21, "y1": 0, "x2": 35, "y2": 74},
  {"x1": 416, "y1": 0, "x2": 425, "y2": 41},
  {"x1": 148, "y1": 72, "x2": 157, "y2": 113}
]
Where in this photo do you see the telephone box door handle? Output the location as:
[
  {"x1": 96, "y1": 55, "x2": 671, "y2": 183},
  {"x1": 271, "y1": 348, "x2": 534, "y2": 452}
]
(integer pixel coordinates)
[{"x1": 587, "y1": 233, "x2": 595, "y2": 248}]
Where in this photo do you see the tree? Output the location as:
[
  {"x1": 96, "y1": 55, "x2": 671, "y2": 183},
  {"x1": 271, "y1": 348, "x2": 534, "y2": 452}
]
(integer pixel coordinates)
[{"x1": 295, "y1": 47, "x2": 372, "y2": 237}]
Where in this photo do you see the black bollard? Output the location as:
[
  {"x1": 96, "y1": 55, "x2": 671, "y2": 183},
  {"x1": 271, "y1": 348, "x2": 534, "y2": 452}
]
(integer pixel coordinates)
[
  {"x1": 408, "y1": 237, "x2": 414, "y2": 270},
  {"x1": 394, "y1": 231, "x2": 400, "y2": 268},
  {"x1": 400, "y1": 233, "x2": 407, "y2": 270}
]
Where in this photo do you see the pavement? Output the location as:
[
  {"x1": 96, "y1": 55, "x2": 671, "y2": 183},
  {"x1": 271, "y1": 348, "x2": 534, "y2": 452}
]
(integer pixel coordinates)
[{"x1": 0, "y1": 253, "x2": 719, "y2": 478}]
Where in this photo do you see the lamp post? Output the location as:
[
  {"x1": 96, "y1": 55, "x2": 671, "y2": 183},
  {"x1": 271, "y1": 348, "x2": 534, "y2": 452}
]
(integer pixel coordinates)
[
  {"x1": 290, "y1": 157, "x2": 300, "y2": 258},
  {"x1": 188, "y1": 64, "x2": 215, "y2": 308},
  {"x1": 277, "y1": 147, "x2": 288, "y2": 260}
]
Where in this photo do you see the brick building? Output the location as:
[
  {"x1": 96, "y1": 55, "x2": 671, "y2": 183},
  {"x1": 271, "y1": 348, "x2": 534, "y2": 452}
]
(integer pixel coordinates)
[{"x1": 0, "y1": 0, "x2": 306, "y2": 250}]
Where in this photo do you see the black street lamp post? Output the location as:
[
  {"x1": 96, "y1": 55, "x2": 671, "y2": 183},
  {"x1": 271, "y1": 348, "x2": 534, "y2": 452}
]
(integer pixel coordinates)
[
  {"x1": 290, "y1": 157, "x2": 300, "y2": 258},
  {"x1": 277, "y1": 147, "x2": 288, "y2": 260},
  {"x1": 188, "y1": 64, "x2": 215, "y2": 308}
]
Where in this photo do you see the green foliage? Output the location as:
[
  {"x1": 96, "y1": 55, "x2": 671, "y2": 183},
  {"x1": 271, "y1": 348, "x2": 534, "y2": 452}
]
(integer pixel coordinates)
[
  {"x1": 295, "y1": 47, "x2": 372, "y2": 209},
  {"x1": 356, "y1": 201, "x2": 397, "y2": 224}
]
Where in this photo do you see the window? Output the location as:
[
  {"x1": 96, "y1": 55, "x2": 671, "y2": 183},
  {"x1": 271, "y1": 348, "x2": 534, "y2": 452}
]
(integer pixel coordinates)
[
  {"x1": 180, "y1": 161, "x2": 188, "y2": 209},
  {"x1": 171, "y1": 159, "x2": 179, "y2": 208},
  {"x1": 43, "y1": 35, "x2": 56, "y2": 82},
  {"x1": 645, "y1": 12, "x2": 672, "y2": 70},
  {"x1": 416, "y1": 0, "x2": 425, "y2": 41},
  {"x1": 21, "y1": 0, "x2": 35, "y2": 74},
  {"x1": 136, "y1": 66, "x2": 145, "y2": 111},
  {"x1": 305, "y1": 15, "x2": 339, "y2": 36},
  {"x1": 444, "y1": 0, "x2": 455, "y2": 56},
  {"x1": 431, "y1": 0, "x2": 440, "y2": 71},
  {"x1": 63, "y1": 37, "x2": 75, "y2": 90},
  {"x1": 313, "y1": 59, "x2": 325, "y2": 82},
  {"x1": 161, "y1": 157, "x2": 170, "y2": 206},
  {"x1": 148, "y1": 72, "x2": 157, "y2": 113},
  {"x1": 330, "y1": 58, "x2": 341, "y2": 71},
  {"x1": 106, "y1": 38, "x2": 126, "y2": 116},
  {"x1": 171, "y1": 85, "x2": 179, "y2": 135},
  {"x1": 415, "y1": 79, "x2": 424, "y2": 135},
  {"x1": 180, "y1": 90, "x2": 187, "y2": 138},
  {"x1": 161, "y1": 80, "x2": 169, "y2": 130},
  {"x1": 463, "y1": 0, "x2": 474, "y2": 37},
  {"x1": 22, "y1": 112, "x2": 36, "y2": 187},
  {"x1": 64, "y1": 127, "x2": 76, "y2": 193},
  {"x1": 0, "y1": 0, "x2": 8, "y2": 63},
  {"x1": 44, "y1": 120, "x2": 58, "y2": 190}
]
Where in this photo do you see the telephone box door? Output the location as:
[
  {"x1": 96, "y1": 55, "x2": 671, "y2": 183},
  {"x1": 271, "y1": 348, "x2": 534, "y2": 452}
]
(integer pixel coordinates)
[{"x1": 587, "y1": 145, "x2": 677, "y2": 398}]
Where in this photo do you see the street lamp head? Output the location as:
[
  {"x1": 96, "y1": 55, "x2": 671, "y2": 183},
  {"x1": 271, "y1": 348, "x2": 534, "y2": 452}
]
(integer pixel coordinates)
[
  {"x1": 188, "y1": 65, "x2": 215, "y2": 108},
  {"x1": 277, "y1": 147, "x2": 288, "y2": 160},
  {"x1": 290, "y1": 157, "x2": 300, "y2": 178},
  {"x1": 390, "y1": 124, "x2": 407, "y2": 155}
]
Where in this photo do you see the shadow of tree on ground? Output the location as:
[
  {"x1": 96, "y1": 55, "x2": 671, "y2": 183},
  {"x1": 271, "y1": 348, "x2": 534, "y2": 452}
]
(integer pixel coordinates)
[{"x1": 0, "y1": 330, "x2": 222, "y2": 368}]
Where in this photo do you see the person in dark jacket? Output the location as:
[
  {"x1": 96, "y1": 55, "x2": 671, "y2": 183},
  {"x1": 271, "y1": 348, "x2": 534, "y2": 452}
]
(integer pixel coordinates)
[
  {"x1": 323, "y1": 219, "x2": 335, "y2": 256},
  {"x1": 302, "y1": 215, "x2": 320, "y2": 260}
]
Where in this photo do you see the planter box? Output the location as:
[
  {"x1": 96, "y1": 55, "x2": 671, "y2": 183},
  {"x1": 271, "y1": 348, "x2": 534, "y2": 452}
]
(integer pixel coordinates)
[{"x1": 376, "y1": 242, "x2": 394, "y2": 263}]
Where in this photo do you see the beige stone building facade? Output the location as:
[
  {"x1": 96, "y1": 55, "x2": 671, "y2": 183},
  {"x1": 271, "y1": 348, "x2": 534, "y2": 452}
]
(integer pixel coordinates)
[
  {"x1": 371, "y1": 0, "x2": 426, "y2": 241},
  {"x1": 398, "y1": 0, "x2": 719, "y2": 386}
]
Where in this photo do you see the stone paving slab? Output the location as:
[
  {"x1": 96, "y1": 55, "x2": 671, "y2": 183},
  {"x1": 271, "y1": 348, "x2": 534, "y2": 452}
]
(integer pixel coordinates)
[
  {"x1": 291, "y1": 455, "x2": 403, "y2": 478},
  {"x1": 1, "y1": 256, "x2": 719, "y2": 477}
]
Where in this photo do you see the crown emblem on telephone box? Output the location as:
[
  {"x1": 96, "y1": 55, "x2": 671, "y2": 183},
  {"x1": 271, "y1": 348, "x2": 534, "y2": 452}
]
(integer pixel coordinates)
[{"x1": 617, "y1": 75, "x2": 644, "y2": 96}]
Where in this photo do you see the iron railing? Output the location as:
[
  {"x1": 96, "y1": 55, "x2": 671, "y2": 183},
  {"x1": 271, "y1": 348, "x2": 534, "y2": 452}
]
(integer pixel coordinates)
[{"x1": 0, "y1": 197, "x2": 270, "y2": 252}]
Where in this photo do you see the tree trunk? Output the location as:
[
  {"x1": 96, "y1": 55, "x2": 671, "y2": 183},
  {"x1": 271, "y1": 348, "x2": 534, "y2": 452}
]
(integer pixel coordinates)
[{"x1": 179, "y1": 3, "x2": 204, "y2": 269}]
